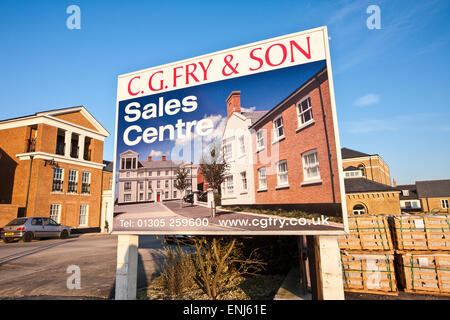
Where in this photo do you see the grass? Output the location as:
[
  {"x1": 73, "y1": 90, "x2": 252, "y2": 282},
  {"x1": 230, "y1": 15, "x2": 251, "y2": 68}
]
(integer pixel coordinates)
[{"x1": 224, "y1": 206, "x2": 343, "y2": 223}]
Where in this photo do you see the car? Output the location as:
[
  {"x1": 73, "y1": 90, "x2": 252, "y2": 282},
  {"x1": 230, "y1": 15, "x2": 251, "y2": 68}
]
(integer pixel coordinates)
[
  {"x1": 183, "y1": 193, "x2": 194, "y2": 204},
  {"x1": 0, "y1": 217, "x2": 71, "y2": 243}
]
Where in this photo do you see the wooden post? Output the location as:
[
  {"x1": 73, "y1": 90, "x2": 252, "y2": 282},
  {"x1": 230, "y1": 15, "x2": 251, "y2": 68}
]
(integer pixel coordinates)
[
  {"x1": 115, "y1": 234, "x2": 139, "y2": 300},
  {"x1": 306, "y1": 235, "x2": 344, "y2": 300}
]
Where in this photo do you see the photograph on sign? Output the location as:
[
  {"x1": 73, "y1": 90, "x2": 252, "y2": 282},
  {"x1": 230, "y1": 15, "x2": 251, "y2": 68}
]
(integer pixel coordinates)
[{"x1": 112, "y1": 27, "x2": 348, "y2": 235}]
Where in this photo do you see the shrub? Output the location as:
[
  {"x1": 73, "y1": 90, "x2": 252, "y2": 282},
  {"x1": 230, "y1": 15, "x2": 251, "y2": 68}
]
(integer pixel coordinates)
[{"x1": 161, "y1": 246, "x2": 196, "y2": 296}]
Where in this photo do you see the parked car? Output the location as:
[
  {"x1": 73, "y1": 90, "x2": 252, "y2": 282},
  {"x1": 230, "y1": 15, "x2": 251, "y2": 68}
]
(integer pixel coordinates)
[
  {"x1": 183, "y1": 193, "x2": 194, "y2": 204},
  {"x1": 0, "y1": 217, "x2": 71, "y2": 243}
]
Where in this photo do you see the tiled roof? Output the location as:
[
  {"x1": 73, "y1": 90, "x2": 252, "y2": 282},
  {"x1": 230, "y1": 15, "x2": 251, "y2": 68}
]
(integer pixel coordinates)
[
  {"x1": 416, "y1": 179, "x2": 450, "y2": 198},
  {"x1": 139, "y1": 159, "x2": 184, "y2": 169},
  {"x1": 396, "y1": 184, "x2": 419, "y2": 200},
  {"x1": 341, "y1": 148, "x2": 372, "y2": 159},
  {"x1": 344, "y1": 178, "x2": 398, "y2": 193},
  {"x1": 241, "y1": 111, "x2": 268, "y2": 124}
]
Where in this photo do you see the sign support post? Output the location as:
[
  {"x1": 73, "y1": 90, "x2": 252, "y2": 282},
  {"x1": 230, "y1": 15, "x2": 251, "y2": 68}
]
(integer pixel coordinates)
[{"x1": 115, "y1": 234, "x2": 139, "y2": 300}]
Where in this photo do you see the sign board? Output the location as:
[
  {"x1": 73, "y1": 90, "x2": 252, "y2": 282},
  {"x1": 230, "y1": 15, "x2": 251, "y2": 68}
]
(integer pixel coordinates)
[{"x1": 112, "y1": 26, "x2": 348, "y2": 235}]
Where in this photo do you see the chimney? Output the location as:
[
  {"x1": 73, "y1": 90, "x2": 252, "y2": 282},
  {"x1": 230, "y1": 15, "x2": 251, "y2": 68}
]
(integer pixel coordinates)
[
  {"x1": 162, "y1": 155, "x2": 166, "y2": 161},
  {"x1": 393, "y1": 178, "x2": 397, "y2": 187},
  {"x1": 147, "y1": 156, "x2": 152, "y2": 162},
  {"x1": 226, "y1": 91, "x2": 241, "y2": 119}
]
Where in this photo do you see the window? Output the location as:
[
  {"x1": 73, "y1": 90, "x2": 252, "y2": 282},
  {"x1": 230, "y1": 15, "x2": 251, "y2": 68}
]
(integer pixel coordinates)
[
  {"x1": 442, "y1": 199, "x2": 449, "y2": 209},
  {"x1": 297, "y1": 96, "x2": 313, "y2": 127},
  {"x1": 241, "y1": 172, "x2": 247, "y2": 191},
  {"x1": 50, "y1": 204, "x2": 61, "y2": 223},
  {"x1": 257, "y1": 130, "x2": 265, "y2": 150},
  {"x1": 166, "y1": 170, "x2": 169, "y2": 176},
  {"x1": 173, "y1": 191, "x2": 177, "y2": 198},
  {"x1": 157, "y1": 171, "x2": 161, "y2": 176},
  {"x1": 352, "y1": 204, "x2": 366, "y2": 215},
  {"x1": 109, "y1": 177, "x2": 113, "y2": 189},
  {"x1": 273, "y1": 116, "x2": 285, "y2": 141},
  {"x1": 345, "y1": 171, "x2": 363, "y2": 178},
  {"x1": 165, "y1": 191, "x2": 169, "y2": 199},
  {"x1": 277, "y1": 161, "x2": 289, "y2": 186},
  {"x1": 405, "y1": 201, "x2": 412, "y2": 209},
  {"x1": 165, "y1": 180, "x2": 169, "y2": 188},
  {"x1": 238, "y1": 136, "x2": 246, "y2": 155},
  {"x1": 225, "y1": 176, "x2": 234, "y2": 195},
  {"x1": 139, "y1": 182, "x2": 144, "y2": 190},
  {"x1": 82, "y1": 172, "x2": 91, "y2": 194},
  {"x1": 402, "y1": 190, "x2": 410, "y2": 196},
  {"x1": 124, "y1": 182, "x2": 131, "y2": 191},
  {"x1": 79, "y1": 204, "x2": 88, "y2": 226},
  {"x1": 258, "y1": 167, "x2": 267, "y2": 190},
  {"x1": 68, "y1": 169, "x2": 78, "y2": 193},
  {"x1": 124, "y1": 194, "x2": 131, "y2": 201},
  {"x1": 52, "y1": 167, "x2": 64, "y2": 192},
  {"x1": 139, "y1": 193, "x2": 144, "y2": 201},
  {"x1": 223, "y1": 142, "x2": 232, "y2": 159},
  {"x1": 302, "y1": 150, "x2": 320, "y2": 182},
  {"x1": 157, "y1": 180, "x2": 161, "y2": 188},
  {"x1": 148, "y1": 192, "x2": 152, "y2": 200}
]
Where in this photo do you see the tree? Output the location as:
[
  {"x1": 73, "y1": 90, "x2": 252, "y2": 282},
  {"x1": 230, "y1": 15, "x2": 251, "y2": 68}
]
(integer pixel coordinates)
[
  {"x1": 174, "y1": 167, "x2": 190, "y2": 208},
  {"x1": 199, "y1": 141, "x2": 229, "y2": 194}
]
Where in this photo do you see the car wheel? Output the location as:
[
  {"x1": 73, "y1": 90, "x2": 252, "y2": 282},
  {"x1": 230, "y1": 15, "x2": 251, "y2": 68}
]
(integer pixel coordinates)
[
  {"x1": 23, "y1": 232, "x2": 34, "y2": 242},
  {"x1": 60, "y1": 230, "x2": 69, "y2": 239}
]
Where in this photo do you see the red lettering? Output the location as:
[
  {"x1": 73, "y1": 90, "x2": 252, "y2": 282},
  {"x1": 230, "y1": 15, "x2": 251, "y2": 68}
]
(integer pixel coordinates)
[
  {"x1": 128, "y1": 76, "x2": 140, "y2": 96},
  {"x1": 149, "y1": 71, "x2": 164, "y2": 92},
  {"x1": 265, "y1": 43, "x2": 287, "y2": 67},
  {"x1": 185, "y1": 63, "x2": 199, "y2": 85},
  {"x1": 173, "y1": 66, "x2": 183, "y2": 87},
  {"x1": 290, "y1": 37, "x2": 311, "y2": 61},
  {"x1": 249, "y1": 48, "x2": 263, "y2": 71},
  {"x1": 199, "y1": 59, "x2": 213, "y2": 80}
]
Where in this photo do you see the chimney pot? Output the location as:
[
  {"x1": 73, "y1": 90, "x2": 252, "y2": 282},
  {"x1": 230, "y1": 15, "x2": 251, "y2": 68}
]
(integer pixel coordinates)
[
  {"x1": 147, "y1": 156, "x2": 152, "y2": 161},
  {"x1": 162, "y1": 155, "x2": 166, "y2": 161}
]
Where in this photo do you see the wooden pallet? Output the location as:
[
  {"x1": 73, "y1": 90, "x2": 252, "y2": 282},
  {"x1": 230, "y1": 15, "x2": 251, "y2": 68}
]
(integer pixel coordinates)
[
  {"x1": 341, "y1": 251, "x2": 397, "y2": 295},
  {"x1": 390, "y1": 215, "x2": 450, "y2": 251},
  {"x1": 339, "y1": 216, "x2": 393, "y2": 251},
  {"x1": 344, "y1": 288, "x2": 399, "y2": 296},
  {"x1": 396, "y1": 253, "x2": 450, "y2": 295}
]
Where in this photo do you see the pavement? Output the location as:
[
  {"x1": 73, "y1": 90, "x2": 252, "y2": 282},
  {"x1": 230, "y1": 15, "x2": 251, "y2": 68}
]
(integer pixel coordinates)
[
  {"x1": 0, "y1": 234, "x2": 168, "y2": 299},
  {"x1": 113, "y1": 200, "x2": 344, "y2": 234}
]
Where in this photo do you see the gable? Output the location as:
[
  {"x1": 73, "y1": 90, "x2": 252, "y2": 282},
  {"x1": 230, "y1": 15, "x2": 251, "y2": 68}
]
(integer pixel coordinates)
[{"x1": 52, "y1": 111, "x2": 99, "y2": 131}]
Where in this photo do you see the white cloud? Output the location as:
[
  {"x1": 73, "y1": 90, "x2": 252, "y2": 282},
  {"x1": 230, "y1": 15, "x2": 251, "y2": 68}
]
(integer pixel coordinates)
[
  {"x1": 354, "y1": 94, "x2": 380, "y2": 107},
  {"x1": 241, "y1": 106, "x2": 256, "y2": 112},
  {"x1": 149, "y1": 150, "x2": 162, "y2": 157}
]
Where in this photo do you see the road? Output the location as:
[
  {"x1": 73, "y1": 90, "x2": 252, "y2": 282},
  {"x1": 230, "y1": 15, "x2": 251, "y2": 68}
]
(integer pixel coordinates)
[{"x1": 0, "y1": 234, "x2": 167, "y2": 299}]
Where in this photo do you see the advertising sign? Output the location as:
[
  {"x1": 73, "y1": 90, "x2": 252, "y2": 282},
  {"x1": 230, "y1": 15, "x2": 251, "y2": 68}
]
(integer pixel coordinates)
[{"x1": 112, "y1": 26, "x2": 348, "y2": 235}]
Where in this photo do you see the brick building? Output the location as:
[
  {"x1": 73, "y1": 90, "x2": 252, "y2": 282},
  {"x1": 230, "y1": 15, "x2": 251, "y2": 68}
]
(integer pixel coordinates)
[
  {"x1": 397, "y1": 180, "x2": 450, "y2": 214},
  {"x1": 341, "y1": 147, "x2": 391, "y2": 186},
  {"x1": 221, "y1": 67, "x2": 344, "y2": 216},
  {"x1": 0, "y1": 106, "x2": 111, "y2": 229},
  {"x1": 117, "y1": 151, "x2": 197, "y2": 204}
]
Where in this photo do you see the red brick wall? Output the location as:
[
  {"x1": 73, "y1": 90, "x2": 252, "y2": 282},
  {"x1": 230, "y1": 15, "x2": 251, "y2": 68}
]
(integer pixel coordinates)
[{"x1": 252, "y1": 71, "x2": 341, "y2": 206}]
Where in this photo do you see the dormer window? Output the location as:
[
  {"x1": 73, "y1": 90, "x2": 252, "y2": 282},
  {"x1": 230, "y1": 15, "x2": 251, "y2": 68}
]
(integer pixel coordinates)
[{"x1": 402, "y1": 190, "x2": 410, "y2": 196}]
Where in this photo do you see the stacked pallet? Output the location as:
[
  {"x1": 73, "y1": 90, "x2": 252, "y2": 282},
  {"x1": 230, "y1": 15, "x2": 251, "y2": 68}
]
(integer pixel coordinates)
[
  {"x1": 339, "y1": 216, "x2": 398, "y2": 295},
  {"x1": 391, "y1": 215, "x2": 450, "y2": 296}
]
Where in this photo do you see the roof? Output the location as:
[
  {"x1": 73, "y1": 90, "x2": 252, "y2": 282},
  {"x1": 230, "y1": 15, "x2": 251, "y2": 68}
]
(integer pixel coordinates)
[
  {"x1": 343, "y1": 166, "x2": 360, "y2": 172},
  {"x1": 0, "y1": 106, "x2": 109, "y2": 136},
  {"x1": 249, "y1": 67, "x2": 327, "y2": 129},
  {"x1": 416, "y1": 179, "x2": 450, "y2": 198},
  {"x1": 139, "y1": 159, "x2": 184, "y2": 169},
  {"x1": 344, "y1": 178, "x2": 398, "y2": 194},
  {"x1": 241, "y1": 111, "x2": 268, "y2": 124},
  {"x1": 395, "y1": 184, "x2": 419, "y2": 200},
  {"x1": 341, "y1": 148, "x2": 373, "y2": 159},
  {"x1": 103, "y1": 160, "x2": 114, "y2": 172}
]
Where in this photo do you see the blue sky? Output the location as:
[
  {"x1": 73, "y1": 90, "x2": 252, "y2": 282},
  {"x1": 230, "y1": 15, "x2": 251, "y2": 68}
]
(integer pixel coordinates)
[{"x1": 0, "y1": 0, "x2": 449, "y2": 184}]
